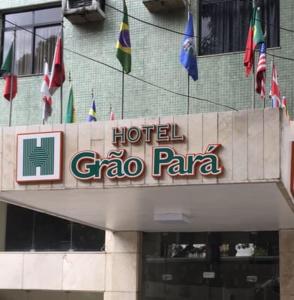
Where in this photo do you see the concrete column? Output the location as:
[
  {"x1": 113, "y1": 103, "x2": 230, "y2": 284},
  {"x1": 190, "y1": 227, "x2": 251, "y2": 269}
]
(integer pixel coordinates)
[
  {"x1": 280, "y1": 229, "x2": 294, "y2": 300},
  {"x1": 0, "y1": 202, "x2": 7, "y2": 251},
  {"x1": 104, "y1": 231, "x2": 141, "y2": 300}
]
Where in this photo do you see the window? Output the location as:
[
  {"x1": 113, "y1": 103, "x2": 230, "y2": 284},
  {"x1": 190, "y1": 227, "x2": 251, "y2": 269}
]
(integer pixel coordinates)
[
  {"x1": 5, "y1": 204, "x2": 105, "y2": 251},
  {"x1": 2, "y1": 7, "x2": 62, "y2": 75},
  {"x1": 200, "y1": 0, "x2": 280, "y2": 55}
]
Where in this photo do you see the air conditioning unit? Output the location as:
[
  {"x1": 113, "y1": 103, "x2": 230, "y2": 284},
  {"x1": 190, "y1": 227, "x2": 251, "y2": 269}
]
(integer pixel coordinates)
[
  {"x1": 143, "y1": 0, "x2": 186, "y2": 13},
  {"x1": 62, "y1": 0, "x2": 105, "y2": 24}
]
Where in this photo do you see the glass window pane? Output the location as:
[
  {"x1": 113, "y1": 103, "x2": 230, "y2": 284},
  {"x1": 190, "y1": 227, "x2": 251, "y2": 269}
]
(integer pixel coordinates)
[
  {"x1": 14, "y1": 29, "x2": 33, "y2": 75},
  {"x1": 5, "y1": 11, "x2": 33, "y2": 28},
  {"x1": 34, "y1": 26, "x2": 60, "y2": 74},
  {"x1": 2, "y1": 31, "x2": 14, "y2": 63},
  {"x1": 200, "y1": 0, "x2": 279, "y2": 55},
  {"x1": 34, "y1": 212, "x2": 71, "y2": 251},
  {"x1": 72, "y1": 223, "x2": 105, "y2": 251},
  {"x1": 34, "y1": 7, "x2": 62, "y2": 24},
  {"x1": 5, "y1": 205, "x2": 34, "y2": 251}
]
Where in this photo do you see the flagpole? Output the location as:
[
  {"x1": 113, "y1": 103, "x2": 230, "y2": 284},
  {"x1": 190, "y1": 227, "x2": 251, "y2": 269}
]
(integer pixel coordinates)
[
  {"x1": 187, "y1": 74, "x2": 190, "y2": 114},
  {"x1": 8, "y1": 28, "x2": 16, "y2": 127},
  {"x1": 60, "y1": 20, "x2": 64, "y2": 124},
  {"x1": 252, "y1": 52, "x2": 256, "y2": 109},
  {"x1": 121, "y1": 70, "x2": 124, "y2": 119}
]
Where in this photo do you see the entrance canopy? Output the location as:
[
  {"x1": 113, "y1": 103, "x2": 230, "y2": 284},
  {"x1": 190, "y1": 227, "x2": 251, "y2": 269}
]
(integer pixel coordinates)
[
  {"x1": 0, "y1": 182, "x2": 293, "y2": 231},
  {"x1": 0, "y1": 108, "x2": 293, "y2": 231}
]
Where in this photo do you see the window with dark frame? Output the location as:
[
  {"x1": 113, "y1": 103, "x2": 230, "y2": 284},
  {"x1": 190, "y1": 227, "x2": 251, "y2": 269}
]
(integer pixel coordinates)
[
  {"x1": 5, "y1": 204, "x2": 105, "y2": 252},
  {"x1": 2, "y1": 6, "x2": 62, "y2": 76},
  {"x1": 199, "y1": 0, "x2": 280, "y2": 56}
]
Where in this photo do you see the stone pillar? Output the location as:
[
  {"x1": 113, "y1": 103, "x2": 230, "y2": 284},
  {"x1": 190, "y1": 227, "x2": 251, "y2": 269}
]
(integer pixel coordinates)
[
  {"x1": 0, "y1": 202, "x2": 7, "y2": 251},
  {"x1": 280, "y1": 229, "x2": 294, "y2": 300},
  {"x1": 104, "y1": 231, "x2": 141, "y2": 300}
]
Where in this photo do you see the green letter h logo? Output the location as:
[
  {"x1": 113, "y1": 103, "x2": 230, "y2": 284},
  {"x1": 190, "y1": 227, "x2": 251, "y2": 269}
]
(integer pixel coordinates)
[{"x1": 23, "y1": 137, "x2": 55, "y2": 176}]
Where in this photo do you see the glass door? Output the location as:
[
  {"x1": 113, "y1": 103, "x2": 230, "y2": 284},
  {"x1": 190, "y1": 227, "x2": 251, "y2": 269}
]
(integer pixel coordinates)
[{"x1": 141, "y1": 232, "x2": 279, "y2": 300}]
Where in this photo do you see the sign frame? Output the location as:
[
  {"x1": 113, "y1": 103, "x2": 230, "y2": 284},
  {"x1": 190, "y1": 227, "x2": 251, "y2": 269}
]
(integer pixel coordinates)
[{"x1": 16, "y1": 131, "x2": 63, "y2": 184}]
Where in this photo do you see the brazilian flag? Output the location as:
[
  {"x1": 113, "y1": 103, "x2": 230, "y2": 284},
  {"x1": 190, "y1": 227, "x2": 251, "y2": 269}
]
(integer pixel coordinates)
[{"x1": 116, "y1": 0, "x2": 131, "y2": 74}]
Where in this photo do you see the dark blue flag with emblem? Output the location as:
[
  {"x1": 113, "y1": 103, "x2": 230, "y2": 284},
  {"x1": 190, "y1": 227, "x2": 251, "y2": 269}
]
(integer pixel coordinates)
[
  {"x1": 87, "y1": 99, "x2": 97, "y2": 122},
  {"x1": 180, "y1": 12, "x2": 198, "y2": 81}
]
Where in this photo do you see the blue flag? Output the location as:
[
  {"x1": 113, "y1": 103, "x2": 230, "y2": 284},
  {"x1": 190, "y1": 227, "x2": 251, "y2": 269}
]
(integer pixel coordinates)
[
  {"x1": 87, "y1": 100, "x2": 97, "y2": 122},
  {"x1": 180, "y1": 12, "x2": 198, "y2": 81}
]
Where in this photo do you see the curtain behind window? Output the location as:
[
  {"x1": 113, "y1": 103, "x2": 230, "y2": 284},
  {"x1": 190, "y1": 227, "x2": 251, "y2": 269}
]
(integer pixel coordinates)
[
  {"x1": 200, "y1": 0, "x2": 279, "y2": 55},
  {"x1": 34, "y1": 26, "x2": 60, "y2": 74}
]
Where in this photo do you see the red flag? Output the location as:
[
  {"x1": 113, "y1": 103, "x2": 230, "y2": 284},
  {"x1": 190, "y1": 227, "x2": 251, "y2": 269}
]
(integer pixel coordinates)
[
  {"x1": 41, "y1": 62, "x2": 53, "y2": 121},
  {"x1": 269, "y1": 64, "x2": 281, "y2": 106},
  {"x1": 49, "y1": 35, "x2": 65, "y2": 95},
  {"x1": 3, "y1": 75, "x2": 17, "y2": 101},
  {"x1": 255, "y1": 43, "x2": 266, "y2": 99},
  {"x1": 244, "y1": 7, "x2": 264, "y2": 76}
]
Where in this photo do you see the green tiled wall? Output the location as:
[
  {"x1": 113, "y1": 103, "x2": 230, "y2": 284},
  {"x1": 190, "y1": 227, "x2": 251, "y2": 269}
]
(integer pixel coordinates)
[{"x1": 0, "y1": 0, "x2": 293, "y2": 126}]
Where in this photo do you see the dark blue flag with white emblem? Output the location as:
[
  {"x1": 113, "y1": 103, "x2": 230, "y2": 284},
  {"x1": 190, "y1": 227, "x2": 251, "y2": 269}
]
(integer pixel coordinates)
[{"x1": 180, "y1": 12, "x2": 198, "y2": 81}]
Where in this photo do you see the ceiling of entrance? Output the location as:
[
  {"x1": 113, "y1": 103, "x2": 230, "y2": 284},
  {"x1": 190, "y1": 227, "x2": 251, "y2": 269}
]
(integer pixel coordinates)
[{"x1": 0, "y1": 182, "x2": 294, "y2": 232}]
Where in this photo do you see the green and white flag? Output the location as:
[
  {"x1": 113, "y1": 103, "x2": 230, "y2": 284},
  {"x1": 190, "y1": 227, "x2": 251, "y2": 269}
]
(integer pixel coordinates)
[{"x1": 65, "y1": 85, "x2": 76, "y2": 123}]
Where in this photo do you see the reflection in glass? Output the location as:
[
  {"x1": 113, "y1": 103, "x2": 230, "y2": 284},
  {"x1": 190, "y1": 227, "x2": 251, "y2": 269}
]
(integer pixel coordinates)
[
  {"x1": 142, "y1": 232, "x2": 279, "y2": 300},
  {"x1": 5, "y1": 11, "x2": 33, "y2": 28},
  {"x1": 15, "y1": 30, "x2": 33, "y2": 75},
  {"x1": 34, "y1": 26, "x2": 60, "y2": 74},
  {"x1": 200, "y1": 0, "x2": 279, "y2": 55},
  {"x1": 3, "y1": 7, "x2": 62, "y2": 75},
  {"x1": 4, "y1": 204, "x2": 105, "y2": 252}
]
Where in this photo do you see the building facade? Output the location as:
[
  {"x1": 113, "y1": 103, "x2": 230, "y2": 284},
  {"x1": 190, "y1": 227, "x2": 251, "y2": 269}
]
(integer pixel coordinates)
[{"x1": 0, "y1": 1, "x2": 293, "y2": 300}]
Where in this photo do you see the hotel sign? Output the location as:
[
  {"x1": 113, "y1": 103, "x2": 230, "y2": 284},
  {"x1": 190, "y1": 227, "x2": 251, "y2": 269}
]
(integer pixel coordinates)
[
  {"x1": 70, "y1": 124, "x2": 223, "y2": 181},
  {"x1": 17, "y1": 132, "x2": 63, "y2": 183},
  {"x1": 16, "y1": 125, "x2": 223, "y2": 184}
]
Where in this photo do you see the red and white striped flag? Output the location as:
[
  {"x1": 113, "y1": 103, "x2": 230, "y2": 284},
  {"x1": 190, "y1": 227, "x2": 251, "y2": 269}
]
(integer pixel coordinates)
[
  {"x1": 255, "y1": 43, "x2": 266, "y2": 99},
  {"x1": 269, "y1": 63, "x2": 281, "y2": 108},
  {"x1": 49, "y1": 34, "x2": 65, "y2": 95},
  {"x1": 41, "y1": 61, "x2": 52, "y2": 122}
]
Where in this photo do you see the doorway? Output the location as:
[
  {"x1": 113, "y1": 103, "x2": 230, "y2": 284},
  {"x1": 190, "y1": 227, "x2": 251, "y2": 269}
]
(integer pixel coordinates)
[{"x1": 142, "y1": 232, "x2": 279, "y2": 300}]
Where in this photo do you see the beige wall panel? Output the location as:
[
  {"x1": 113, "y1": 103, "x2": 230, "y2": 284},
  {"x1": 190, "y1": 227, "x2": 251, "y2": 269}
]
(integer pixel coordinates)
[
  {"x1": 117, "y1": 119, "x2": 132, "y2": 187},
  {"x1": 105, "y1": 253, "x2": 139, "y2": 293},
  {"x1": 64, "y1": 123, "x2": 78, "y2": 189},
  {"x1": 77, "y1": 123, "x2": 91, "y2": 189},
  {"x1": 264, "y1": 108, "x2": 280, "y2": 179},
  {"x1": 14, "y1": 126, "x2": 27, "y2": 191},
  {"x1": 172, "y1": 115, "x2": 188, "y2": 185},
  {"x1": 218, "y1": 111, "x2": 233, "y2": 182},
  {"x1": 104, "y1": 292, "x2": 138, "y2": 300},
  {"x1": 23, "y1": 253, "x2": 63, "y2": 290},
  {"x1": 232, "y1": 110, "x2": 248, "y2": 181},
  {"x1": 62, "y1": 253, "x2": 106, "y2": 292},
  {"x1": 187, "y1": 114, "x2": 203, "y2": 184},
  {"x1": 248, "y1": 109, "x2": 264, "y2": 180},
  {"x1": 203, "y1": 112, "x2": 218, "y2": 184},
  {"x1": 90, "y1": 122, "x2": 105, "y2": 189},
  {"x1": 130, "y1": 118, "x2": 145, "y2": 186},
  {"x1": 144, "y1": 118, "x2": 159, "y2": 186},
  {"x1": 51, "y1": 124, "x2": 66, "y2": 189},
  {"x1": 158, "y1": 116, "x2": 173, "y2": 185},
  {"x1": 280, "y1": 230, "x2": 294, "y2": 299},
  {"x1": 2, "y1": 127, "x2": 16, "y2": 190},
  {"x1": 104, "y1": 120, "x2": 118, "y2": 187},
  {"x1": 0, "y1": 253, "x2": 23, "y2": 289}
]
